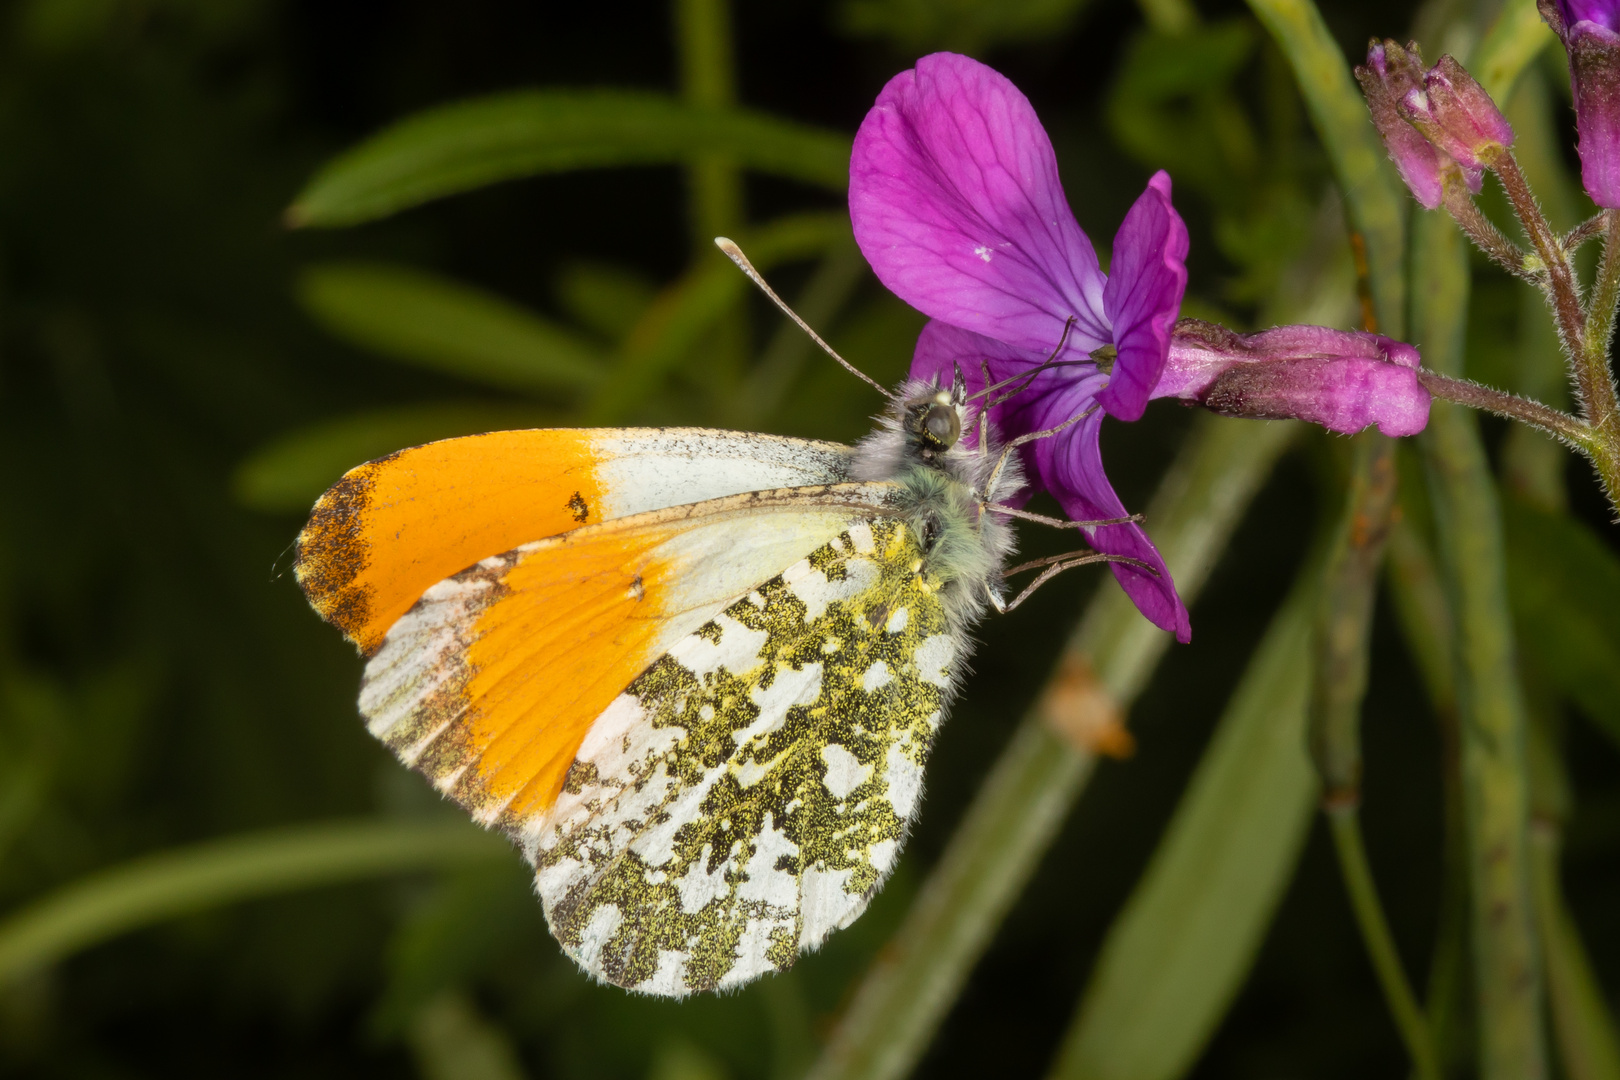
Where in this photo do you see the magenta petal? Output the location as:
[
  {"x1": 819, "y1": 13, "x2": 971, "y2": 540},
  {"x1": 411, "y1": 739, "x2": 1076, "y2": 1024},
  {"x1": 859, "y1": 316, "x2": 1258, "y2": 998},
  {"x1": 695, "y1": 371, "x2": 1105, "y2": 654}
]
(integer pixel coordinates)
[
  {"x1": 850, "y1": 52, "x2": 1111, "y2": 358},
  {"x1": 909, "y1": 320, "x2": 1186, "y2": 639},
  {"x1": 1098, "y1": 171, "x2": 1189, "y2": 421},
  {"x1": 909, "y1": 317, "x2": 1033, "y2": 390},
  {"x1": 1044, "y1": 412, "x2": 1191, "y2": 642}
]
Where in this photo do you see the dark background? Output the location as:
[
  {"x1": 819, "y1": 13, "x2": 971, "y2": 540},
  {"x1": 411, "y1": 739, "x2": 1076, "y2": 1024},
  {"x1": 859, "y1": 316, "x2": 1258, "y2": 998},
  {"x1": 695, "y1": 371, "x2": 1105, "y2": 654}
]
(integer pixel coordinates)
[{"x1": 0, "y1": 0, "x2": 1614, "y2": 1077}]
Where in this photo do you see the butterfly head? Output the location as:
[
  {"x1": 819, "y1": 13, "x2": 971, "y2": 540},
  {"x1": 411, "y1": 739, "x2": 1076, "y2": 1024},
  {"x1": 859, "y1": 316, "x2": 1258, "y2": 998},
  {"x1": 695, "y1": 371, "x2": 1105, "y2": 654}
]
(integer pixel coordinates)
[{"x1": 902, "y1": 369, "x2": 967, "y2": 463}]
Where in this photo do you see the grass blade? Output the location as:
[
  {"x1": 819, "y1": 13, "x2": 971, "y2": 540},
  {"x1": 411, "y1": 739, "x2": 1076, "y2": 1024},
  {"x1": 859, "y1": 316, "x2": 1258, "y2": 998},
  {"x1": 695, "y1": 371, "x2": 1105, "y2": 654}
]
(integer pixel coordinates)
[
  {"x1": 1048, "y1": 569, "x2": 1320, "y2": 1080},
  {"x1": 298, "y1": 262, "x2": 606, "y2": 395},
  {"x1": 287, "y1": 91, "x2": 851, "y2": 228},
  {"x1": 0, "y1": 819, "x2": 508, "y2": 984}
]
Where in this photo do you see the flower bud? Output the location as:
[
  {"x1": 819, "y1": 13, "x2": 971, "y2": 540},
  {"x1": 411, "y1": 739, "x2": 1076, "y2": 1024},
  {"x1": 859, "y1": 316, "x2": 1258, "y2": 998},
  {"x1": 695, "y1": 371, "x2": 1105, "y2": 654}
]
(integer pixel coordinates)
[
  {"x1": 1397, "y1": 55, "x2": 1515, "y2": 170},
  {"x1": 1355, "y1": 40, "x2": 1480, "y2": 208},
  {"x1": 1154, "y1": 321, "x2": 1431, "y2": 437},
  {"x1": 1540, "y1": 0, "x2": 1620, "y2": 207}
]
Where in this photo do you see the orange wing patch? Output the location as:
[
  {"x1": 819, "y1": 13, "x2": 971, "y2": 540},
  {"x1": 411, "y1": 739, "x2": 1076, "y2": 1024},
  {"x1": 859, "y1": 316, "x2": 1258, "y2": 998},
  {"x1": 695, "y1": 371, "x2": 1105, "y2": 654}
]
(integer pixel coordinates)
[
  {"x1": 355, "y1": 488, "x2": 891, "y2": 831},
  {"x1": 412, "y1": 520, "x2": 679, "y2": 826},
  {"x1": 295, "y1": 428, "x2": 853, "y2": 657},
  {"x1": 296, "y1": 430, "x2": 603, "y2": 655}
]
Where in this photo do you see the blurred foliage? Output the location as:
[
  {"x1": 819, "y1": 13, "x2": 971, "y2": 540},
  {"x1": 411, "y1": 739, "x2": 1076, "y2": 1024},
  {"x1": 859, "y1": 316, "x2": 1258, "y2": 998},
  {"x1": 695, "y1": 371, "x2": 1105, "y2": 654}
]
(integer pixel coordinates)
[
  {"x1": 837, "y1": 0, "x2": 1095, "y2": 53},
  {"x1": 0, "y1": 0, "x2": 1615, "y2": 1078}
]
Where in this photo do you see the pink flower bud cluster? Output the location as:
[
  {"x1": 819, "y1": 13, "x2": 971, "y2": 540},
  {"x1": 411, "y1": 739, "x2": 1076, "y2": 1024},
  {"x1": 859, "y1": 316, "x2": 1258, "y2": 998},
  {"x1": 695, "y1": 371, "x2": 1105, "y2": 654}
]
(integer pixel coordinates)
[{"x1": 1355, "y1": 41, "x2": 1513, "y2": 208}]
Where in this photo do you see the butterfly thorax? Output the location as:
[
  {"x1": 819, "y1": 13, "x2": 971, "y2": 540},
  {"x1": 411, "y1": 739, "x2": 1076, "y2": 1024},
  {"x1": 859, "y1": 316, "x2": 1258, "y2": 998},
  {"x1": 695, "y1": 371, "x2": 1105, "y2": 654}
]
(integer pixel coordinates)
[{"x1": 849, "y1": 378, "x2": 1023, "y2": 632}]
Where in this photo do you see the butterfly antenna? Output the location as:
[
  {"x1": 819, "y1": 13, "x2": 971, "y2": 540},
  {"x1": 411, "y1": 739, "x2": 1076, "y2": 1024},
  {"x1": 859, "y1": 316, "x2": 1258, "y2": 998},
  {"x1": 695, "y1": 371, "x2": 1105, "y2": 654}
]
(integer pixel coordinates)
[
  {"x1": 974, "y1": 317, "x2": 1082, "y2": 411},
  {"x1": 714, "y1": 237, "x2": 895, "y2": 400}
]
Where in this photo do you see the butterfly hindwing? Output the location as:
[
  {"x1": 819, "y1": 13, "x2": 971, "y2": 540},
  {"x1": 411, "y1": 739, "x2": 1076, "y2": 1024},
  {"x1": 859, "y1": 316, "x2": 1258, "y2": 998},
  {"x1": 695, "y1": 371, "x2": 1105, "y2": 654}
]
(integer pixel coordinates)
[{"x1": 532, "y1": 517, "x2": 959, "y2": 995}]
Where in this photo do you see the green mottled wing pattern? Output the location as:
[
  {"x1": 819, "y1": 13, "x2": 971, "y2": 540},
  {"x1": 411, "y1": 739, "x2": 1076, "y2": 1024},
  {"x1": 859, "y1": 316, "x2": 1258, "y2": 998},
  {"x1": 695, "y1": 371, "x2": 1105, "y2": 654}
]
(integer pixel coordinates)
[{"x1": 525, "y1": 517, "x2": 959, "y2": 996}]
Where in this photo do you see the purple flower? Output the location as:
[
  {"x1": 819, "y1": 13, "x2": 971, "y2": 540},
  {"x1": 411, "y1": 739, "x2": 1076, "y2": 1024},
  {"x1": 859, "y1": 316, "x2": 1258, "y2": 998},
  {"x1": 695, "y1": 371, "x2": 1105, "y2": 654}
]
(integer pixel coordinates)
[
  {"x1": 1156, "y1": 321, "x2": 1430, "y2": 437},
  {"x1": 849, "y1": 53, "x2": 1433, "y2": 644},
  {"x1": 1540, "y1": 0, "x2": 1620, "y2": 207},
  {"x1": 849, "y1": 52, "x2": 1193, "y2": 640},
  {"x1": 1355, "y1": 40, "x2": 1482, "y2": 208}
]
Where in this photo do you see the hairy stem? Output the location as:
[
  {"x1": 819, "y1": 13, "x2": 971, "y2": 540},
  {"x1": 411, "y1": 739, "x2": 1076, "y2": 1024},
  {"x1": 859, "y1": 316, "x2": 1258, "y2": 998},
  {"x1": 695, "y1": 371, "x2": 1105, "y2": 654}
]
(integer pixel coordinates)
[
  {"x1": 1443, "y1": 185, "x2": 1537, "y2": 283},
  {"x1": 1493, "y1": 152, "x2": 1587, "y2": 354},
  {"x1": 1415, "y1": 369, "x2": 1594, "y2": 451},
  {"x1": 1575, "y1": 209, "x2": 1620, "y2": 511},
  {"x1": 1563, "y1": 214, "x2": 1608, "y2": 254}
]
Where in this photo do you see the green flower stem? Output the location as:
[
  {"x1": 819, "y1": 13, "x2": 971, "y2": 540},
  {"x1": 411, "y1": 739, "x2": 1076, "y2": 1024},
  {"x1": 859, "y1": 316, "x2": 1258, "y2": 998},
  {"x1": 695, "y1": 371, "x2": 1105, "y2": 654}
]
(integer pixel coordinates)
[
  {"x1": 675, "y1": 0, "x2": 742, "y2": 248},
  {"x1": 1244, "y1": 0, "x2": 1407, "y2": 336},
  {"x1": 674, "y1": 0, "x2": 748, "y2": 392},
  {"x1": 1441, "y1": 183, "x2": 1535, "y2": 282},
  {"x1": 1576, "y1": 209, "x2": 1620, "y2": 511},
  {"x1": 1309, "y1": 433, "x2": 1398, "y2": 808},
  {"x1": 1328, "y1": 808, "x2": 1443, "y2": 1080},
  {"x1": 1500, "y1": 113, "x2": 1620, "y2": 1078},
  {"x1": 1493, "y1": 153, "x2": 1586, "y2": 356},
  {"x1": 1415, "y1": 369, "x2": 1595, "y2": 451},
  {"x1": 1385, "y1": 511, "x2": 1472, "y2": 1074},
  {"x1": 1414, "y1": 208, "x2": 1548, "y2": 1080},
  {"x1": 803, "y1": 416, "x2": 1297, "y2": 1080},
  {"x1": 0, "y1": 819, "x2": 508, "y2": 984},
  {"x1": 1310, "y1": 435, "x2": 1439, "y2": 1079}
]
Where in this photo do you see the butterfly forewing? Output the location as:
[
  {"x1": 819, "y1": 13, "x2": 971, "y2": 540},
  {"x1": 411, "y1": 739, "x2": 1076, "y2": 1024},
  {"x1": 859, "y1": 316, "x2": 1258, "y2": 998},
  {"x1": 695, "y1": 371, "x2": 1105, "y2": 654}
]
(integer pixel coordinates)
[
  {"x1": 296, "y1": 428, "x2": 853, "y2": 655},
  {"x1": 533, "y1": 517, "x2": 957, "y2": 995}
]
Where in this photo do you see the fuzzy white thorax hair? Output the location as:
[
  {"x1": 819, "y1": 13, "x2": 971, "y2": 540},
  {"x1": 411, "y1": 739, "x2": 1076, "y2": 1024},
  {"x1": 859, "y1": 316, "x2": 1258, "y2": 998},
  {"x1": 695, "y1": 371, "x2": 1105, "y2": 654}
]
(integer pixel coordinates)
[{"x1": 847, "y1": 376, "x2": 1026, "y2": 634}]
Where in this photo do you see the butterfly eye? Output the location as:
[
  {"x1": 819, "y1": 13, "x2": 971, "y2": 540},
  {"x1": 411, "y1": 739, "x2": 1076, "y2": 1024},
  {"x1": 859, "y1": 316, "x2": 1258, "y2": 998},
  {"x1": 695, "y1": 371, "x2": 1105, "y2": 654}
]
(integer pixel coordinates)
[{"x1": 921, "y1": 404, "x2": 960, "y2": 450}]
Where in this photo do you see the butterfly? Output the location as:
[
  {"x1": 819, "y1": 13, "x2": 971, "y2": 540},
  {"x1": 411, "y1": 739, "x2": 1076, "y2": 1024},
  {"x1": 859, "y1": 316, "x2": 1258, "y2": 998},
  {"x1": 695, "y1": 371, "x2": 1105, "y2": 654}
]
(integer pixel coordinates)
[{"x1": 295, "y1": 241, "x2": 1134, "y2": 997}]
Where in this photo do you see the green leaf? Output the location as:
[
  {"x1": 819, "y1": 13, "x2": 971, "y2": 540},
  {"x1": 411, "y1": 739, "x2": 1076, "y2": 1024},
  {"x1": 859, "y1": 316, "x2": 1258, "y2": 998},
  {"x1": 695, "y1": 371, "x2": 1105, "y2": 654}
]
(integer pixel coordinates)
[
  {"x1": 585, "y1": 211, "x2": 854, "y2": 423},
  {"x1": 1107, "y1": 19, "x2": 1259, "y2": 202},
  {"x1": 553, "y1": 262, "x2": 658, "y2": 345},
  {"x1": 1472, "y1": 0, "x2": 1557, "y2": 103},
  {"x1": 372, "y1": 865, "x2": 539, "y2": 1038},
  {"x1": 1503, "y1": 498, "x2": 1620, "y2": 748},
  {"x1": 837, "y1": 0, "x2": 1096, "y2": 53},
  {"x1": 0, "y1": 819, "x2": 509, "y2": 984},
  {"x1": 1048, "y1": 576, "x2": 1319, "y2": 1080},
  {"x1": 233, "y1": 403, "x2": 559, "y2": 514},
  {"x1": 297, "y1": 261, "x2": 606, "y2": 394},
  {"x1": 407, "y1": 992, "x2": 529, "y2": 1080},
  {"x1": 286, "y1": 91, "x2": 852, "y2": 228}
]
